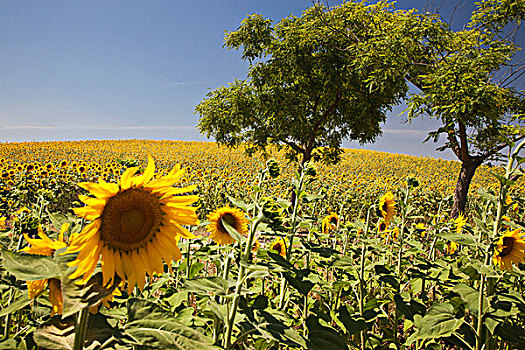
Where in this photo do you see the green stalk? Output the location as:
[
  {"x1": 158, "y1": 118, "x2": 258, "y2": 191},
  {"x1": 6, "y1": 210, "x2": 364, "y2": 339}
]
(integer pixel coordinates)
[
  {"x1": 359, "y1": 207, "x2": 372, "y2": 350},
  {"x1": 73, "y1": 307, "x2": 90, "y2": 350},
  {"x1": 479, "y1": 140, "x2": 525, "y2": 350},
  {"x1": 223, "y1": 215, "x2": 263, "y2": 349},
  {"x1": 394, "y1": 186, "x2": 410, "y2": 346},
  {"x1": 278, "y1": 169, "x2": 306, "y2": 309}
]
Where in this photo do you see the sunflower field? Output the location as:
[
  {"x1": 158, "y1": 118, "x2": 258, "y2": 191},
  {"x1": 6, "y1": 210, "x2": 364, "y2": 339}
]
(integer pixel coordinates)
[{"x1": 0, "y1": 139, "x2": 524, "y2": 350}]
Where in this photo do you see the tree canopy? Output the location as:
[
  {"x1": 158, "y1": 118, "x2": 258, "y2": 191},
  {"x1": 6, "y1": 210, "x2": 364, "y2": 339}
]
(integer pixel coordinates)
[{"x1": 195, "y1": 3, "x2": 434, "y2": 164}]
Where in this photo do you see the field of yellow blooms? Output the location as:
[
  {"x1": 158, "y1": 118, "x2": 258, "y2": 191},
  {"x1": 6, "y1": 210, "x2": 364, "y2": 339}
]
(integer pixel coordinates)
[{"x1": 0, "y1": 139, "x2": 524, "y2": 350}]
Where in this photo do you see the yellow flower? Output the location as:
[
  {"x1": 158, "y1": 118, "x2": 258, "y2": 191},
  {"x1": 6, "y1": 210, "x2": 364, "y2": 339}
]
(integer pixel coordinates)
[
  {"x1": 0, "y1": 217, "x2": 6, "y2": 230},
  {"x1": 454, "y1": 213, "x2": 467, "y2": 233},
  {"x1": 445, "y1": 241, "x2": 459, "y2": 255},
  {"x1": 493, "y1": 229, "x2": 525, "y2": 271},
  {"x1": 21, "y1": 224, "x2": 69, "y2": 316},
  {"x1": 322, "y1": 212, "x2": 339, "y2": 234},
  {"x1": 379, "y1": 192, "x2": 396, "y2": 224},
  {"x1": 414, "y1": 223, "x2": 427, "y2": 238},
  {"x1": 65, "y1": 155, "x2": 199, "y2": 293},
  {"x1": 382, "y1": 226, "x2": 399, "y2": 243},
  {"x1": 270, "y1": 237, "x2": 287, "y2": 257},
  {"x1": 377, "y1": 220, "x2": 388, "y2": 233},
  {"x1": 206, "y1": 206, "x2": 248, "y2": 245}
]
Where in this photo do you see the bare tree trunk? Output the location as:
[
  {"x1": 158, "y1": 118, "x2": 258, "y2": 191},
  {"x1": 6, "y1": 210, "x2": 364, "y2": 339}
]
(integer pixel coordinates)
[{"x1": 451, "y1": 159, "x2": 482, "y2": 219}]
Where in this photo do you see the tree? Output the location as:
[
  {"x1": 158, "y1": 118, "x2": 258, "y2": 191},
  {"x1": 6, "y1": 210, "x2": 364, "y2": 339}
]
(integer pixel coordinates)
[
  {"x1": 314, "y1": 0, "x2": 525, "y2": 217},
  {"x1": 404, "y1": 0, "x2": 525, "y2": 217},
  {"x1": 195, "y1": 5, "x2": 420, "y2": 169}
]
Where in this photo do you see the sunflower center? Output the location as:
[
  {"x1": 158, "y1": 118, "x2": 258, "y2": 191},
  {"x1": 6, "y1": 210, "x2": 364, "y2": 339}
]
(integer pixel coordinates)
[
  {"x1": 120, "y1": 209, "x2": 147, "y2": 236},
  {"x1": 330, "y1": 217, "x2": 338, "y2": 225},
  {"x1": 274, "y1": 243, "x2": 283, "y2": 254},
  {"x1": 99, "y1": 188, "x2": 162, "y2": 251},
  {"x1": 500, "y1": 236, "x2": 516, "y2": 257},
  {"x1": 219, "y1": 213, "x2": 236, "y2": 233}
]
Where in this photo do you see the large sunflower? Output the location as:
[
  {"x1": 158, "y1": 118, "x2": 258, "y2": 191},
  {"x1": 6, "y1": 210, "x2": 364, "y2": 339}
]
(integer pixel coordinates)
[
  {"x1": 493, "y1": 228, "x2": 525, "y2": 271},
  {"x1": 322, "y1": 212, "x2": 339, "y2": 234},
  {"x1": 21, "y1": 224, "x2": 69, "y2": 316},
  {"x1": 65, "y1": 156, "x2": 199, "y2": 292},
  {"x1": 379, "y1": 192, "x2": 396, "y2": 225},
  {"x1": 206, "y1": 206, "x2": 248, "y2": 245}
]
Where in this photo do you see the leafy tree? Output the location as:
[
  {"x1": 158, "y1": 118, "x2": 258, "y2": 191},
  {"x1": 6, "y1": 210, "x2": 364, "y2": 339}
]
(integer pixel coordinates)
[
  {"x1": 315, "y1": 0, "x2": 525, "y2": 217},
  {"x1": 404, "y1": 0, "x2": 525, "y2": 217},
  {"x1": 195, "y1": 5, "x2": 418, "y2": 168}
]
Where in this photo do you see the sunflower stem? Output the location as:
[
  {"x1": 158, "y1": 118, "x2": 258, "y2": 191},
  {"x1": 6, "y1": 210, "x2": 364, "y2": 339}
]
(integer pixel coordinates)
[
  {"x1": 224, "y1": 214, "x2": 263, "y2": 349},
  {"x1": 73, "y1": 307, "x2": 90, "y2": 350},
  {"x1": 278, "y1": 167, "x2": 306, "y2": 309},
  {"x1": 359, "y1": 206, "x2": 372, "y2": 350},
  {"x1": 394, "y1": 185, "x2": 410, "y2": 346}
]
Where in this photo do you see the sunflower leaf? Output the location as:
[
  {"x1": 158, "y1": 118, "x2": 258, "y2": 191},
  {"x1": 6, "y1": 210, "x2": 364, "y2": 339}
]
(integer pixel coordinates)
[
  {"x1": 226, "y1": 195, "x2": 249, "y2": 212},
  {"x1": 34, "y1": 313, "x2": 117, "y2": 350},
  {"x1": 1, "y1": 250, "x2": 59, "y2": 281},
  {"x1": 124, "y1": 298, "x2": 218, "y2": 350},
  {"x1": 0, "y1": 290, "x2": 32, "y2": 317},
  {"x1": 220, "y1": 217, "x2": 246, "y2": 244},
  {"x1": 182, "y1": 277, "x2": 230, "y2": 296},
  {"x1": 55, "y1": 249, "x2": 120, "y2": 318}
]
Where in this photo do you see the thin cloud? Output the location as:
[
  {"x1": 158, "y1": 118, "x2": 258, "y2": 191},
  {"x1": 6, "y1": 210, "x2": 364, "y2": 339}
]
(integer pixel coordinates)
[
  {"x1": 164, "y1": 81, "x2": 209, "y2": 87},
  {"x1": 382, "y1": 128, "x2": 429, "y2": 137}
]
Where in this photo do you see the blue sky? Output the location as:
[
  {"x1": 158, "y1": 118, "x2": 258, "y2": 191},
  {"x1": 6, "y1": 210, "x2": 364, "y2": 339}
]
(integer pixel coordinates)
[{"x1": 0, "y1": 0, "x2": 515, "y2": 160}]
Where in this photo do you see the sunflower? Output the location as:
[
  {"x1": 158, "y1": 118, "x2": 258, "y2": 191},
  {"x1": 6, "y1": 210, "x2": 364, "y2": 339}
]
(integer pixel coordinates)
[
  {"x1": 21, "y1": 224, "x2": 69, "y2": 316},
  {"x1": 269, "y1": 237, "x2": 287, "y2": 257},
  {"x1": 322, "y1": 212, "x2": 339, "y2": 234},
  {"x1": 445, "y1": 241, "x2": 459, "y2": 255},
  {"x1": 414, "y1": 223, "x2": 427, "y2": 238},
  {"x1": 379, "y1": 192, "x2": 396, "y2": 224},
  {"x1": 493, "y1": 229, "x2": 525, "y2": 271},
  {"x1": 454, "y1": 213, "x2": 467, "y2": 233},
  {"x1": 65, "y1": 155, "x2": 199, "y2": 292},
  {"x1": 206, "y1": 206, "x2": 248, "y2": 245},
  {"x1": 377, "y1": 220, "x2": 388, "y2": 233}
]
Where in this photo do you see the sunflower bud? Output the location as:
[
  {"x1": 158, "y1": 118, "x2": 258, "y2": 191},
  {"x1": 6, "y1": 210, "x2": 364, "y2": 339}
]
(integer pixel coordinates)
[
  {"x1": 266, "y1": 159, "x2": 280, "y2": 178},
  {"x1": 304, "y1": 162, "x2": 316, "y2": 177},
  {"x1": 407, "y1": 176, "x2": 419, "y2": 188}
]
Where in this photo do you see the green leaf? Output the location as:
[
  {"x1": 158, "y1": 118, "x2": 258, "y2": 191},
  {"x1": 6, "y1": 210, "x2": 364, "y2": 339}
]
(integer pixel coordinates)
[
  {"x1": 337, "y1": 305, "x2": 369, "y2": 335},
  {"x1": 439, "y1": 233, "x2": 478, "y2": 246},
  {"x1": 478, "y1": 188, "x2": 498, "y2": 204},
  {"x1": 55, "y1": 249, "x2": 119, "y2": 318},
  {"x1": 0, "y1": 291, "x2": 32, "y2": 317},
  {"x1": 182, "y1": 277, "x2": 230, "y2": 296},
  {"x1": 267, "y1": 251, "x2": 294, "y2": 270},
  {"x1": 189, "y1": 261, "x2": 205, "y2": 279},
  {"x1": 283, "y1": 272, "x2": 314, "y2": 296},
  {"x1": 0, "y1": 339, "x2": 17, "y2": 349},
  {"x1": 306, "y1": 315, "x2": 348, "y2": 350},
  {"x1": 453, "y1": 283, "x2": 488, "y2": 315},
  {"x1": 227, "y1": 195, "x2": 249, "y2": 212},
  {"x1": 411, "y1": 303, "x2": 464, "y2": 341},
  {"x1": 124, "y1": 298, "x2": 217, "y2": 350},
  {"x1": 221, "y1": 217, "x2": 246, "y2": 244},
  {"x1": 394, "y1": 294, "x2": 425, "y2": 321},
  {"x1": 1, "y1": 250, "x2": 59, "y2": 281},
  {"x1": 495, "y1": 323, "x2": 525, "y2": 344},
  {"x1": 34, "y1": 314, "x2": 117, "y2": 350}
]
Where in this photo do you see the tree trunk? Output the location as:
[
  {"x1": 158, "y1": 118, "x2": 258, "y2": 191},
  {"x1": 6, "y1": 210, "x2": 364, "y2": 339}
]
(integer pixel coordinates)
[{"x1": 450, "y1": 159, "x2": 482, "y2": 219}]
